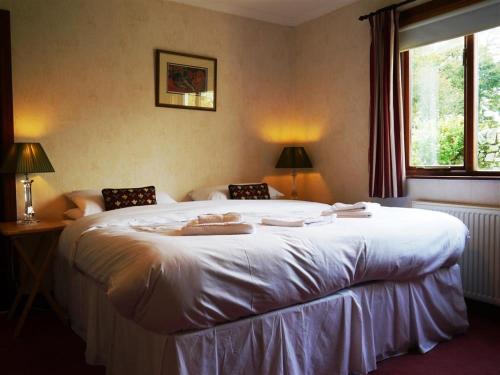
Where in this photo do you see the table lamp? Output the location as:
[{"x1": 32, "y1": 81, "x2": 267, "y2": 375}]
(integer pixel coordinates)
[
  {"x1": 275, "y1": 146, "x2": 313, "y2": 199},
  {"x1": 0, "y1": 143, "x2": 55, "y2": 223}
]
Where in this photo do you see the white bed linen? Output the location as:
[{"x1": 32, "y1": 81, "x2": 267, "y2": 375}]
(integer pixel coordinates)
[
  {"x1": 58, "y1": 200, "x2": 468, "y2": 334},
  {"x1": 54, "y1": 260, "x2": 468, "y2": 375}
]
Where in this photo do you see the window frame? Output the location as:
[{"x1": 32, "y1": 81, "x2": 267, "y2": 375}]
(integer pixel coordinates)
[
  {"x1": 402, "y1": 33, "x2": 500, "y2": 179},
  {"x1": 400, "y1": 0, "x2": 500, "y2": 179}
]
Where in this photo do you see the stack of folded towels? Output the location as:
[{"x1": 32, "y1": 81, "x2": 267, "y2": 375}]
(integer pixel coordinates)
[
  {"x1": 180, "y1": 212, "x2": 255, "y2": 235},
  {"x1": 322, "y1": 202, "x2": 380, "y2": 218}
]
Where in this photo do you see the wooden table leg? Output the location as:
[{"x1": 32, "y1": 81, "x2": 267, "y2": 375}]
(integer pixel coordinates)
[
  {"x1": 7, "y1": 240, "x2": 39, "y2": 319},
  {"x1": 41, "y1": 288, "x2": 67, "y2": 323},
  {"x1": 12, "y1": 233, "x2": 65, "y2": 337},
  {"x1": 7, "y1": 289, "x2": 24, "y2": 320},
  {"x1": 40, "y1": 234, "x2": 67, "y2": 323},
  {"x1": 8, "y1": 239, "x2": 39, "y2": 321}
]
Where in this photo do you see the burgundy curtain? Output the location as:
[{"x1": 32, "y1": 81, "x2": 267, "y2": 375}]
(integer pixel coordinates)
[{"x1": 368, "y1": 9, "x2": 405, "y2": 198}]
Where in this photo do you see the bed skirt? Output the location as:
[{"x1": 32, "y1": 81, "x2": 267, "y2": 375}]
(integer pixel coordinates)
[{"x1": 54, "y1": 263, "x2": 468, "y2": 375}]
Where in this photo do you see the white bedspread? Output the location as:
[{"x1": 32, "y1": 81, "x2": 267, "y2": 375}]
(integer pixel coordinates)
[{"x1": 58, "y1": 200, "x2": 468, "y2": 334}]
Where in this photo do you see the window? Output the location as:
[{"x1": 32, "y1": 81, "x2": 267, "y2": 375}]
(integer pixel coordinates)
[
  {"x1": 408, "y1": 37, "x2": 465, "y2": 168},
  {"x1": 477, "y1": 27, "x2": 500, "y2": 171},
  {"x1": 403, "y1": 25, "x2": 500, "y2": 177}
]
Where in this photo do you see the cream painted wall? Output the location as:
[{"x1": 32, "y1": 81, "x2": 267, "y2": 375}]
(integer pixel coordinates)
[
  {"x1": 0, "y1": 0, "x2": 294, "y2": 219},
  {"x1": 293, "y1": 0, "x2": 500, "y2": 207},
  {"x1": 1, "y1": 0, "x2": 498, "y2": 218}
]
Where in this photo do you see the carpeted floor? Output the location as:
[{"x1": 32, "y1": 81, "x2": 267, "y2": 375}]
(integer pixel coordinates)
[
  {"x1": 0, "y1": 299, "x2": 499, "y2": 375},
  {"x1": 374, "y1": 300, "x2": 500, "y2": 375}
]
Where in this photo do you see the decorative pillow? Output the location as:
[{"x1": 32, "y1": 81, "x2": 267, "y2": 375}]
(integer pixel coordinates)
[
  {"x1": 189, "y1": 183, "x2": 284, "y2": 201},
  {"x1": 228, "y1": 183, "x2": 271, "y2": 200},
  {"x1": 102, "y1": 186, "x2": 157, "y2": 211}
]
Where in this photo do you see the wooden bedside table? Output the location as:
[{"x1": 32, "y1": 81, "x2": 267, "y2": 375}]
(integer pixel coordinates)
[{"x1": 0, "y1": 220, "x2": 67, "y2": 337}]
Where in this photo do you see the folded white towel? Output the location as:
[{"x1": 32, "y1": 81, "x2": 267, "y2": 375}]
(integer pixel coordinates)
[
  {"x1": 331, "y1": 202, "x2": 380, "y2": 212},
  {"x1": 180, "y1": 221, "x2": 254, "y2": 236},
  {"x1": 322, "y1": 202, "x2": 380, "y2": 217},
  {"x1": 261, "y1": 215, "x2": 335, "y2": 227},
  {"x1": 197, "y1": 212, "x2": 242, "y2": 224},
  {"x1": 335, "y1": 211, "x2": 373, "y2": 218}
]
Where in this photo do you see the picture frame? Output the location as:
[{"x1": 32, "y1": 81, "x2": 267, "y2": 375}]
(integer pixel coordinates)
[{"x1": 155, "y1": 49, "x2": 217, "y2": 111}]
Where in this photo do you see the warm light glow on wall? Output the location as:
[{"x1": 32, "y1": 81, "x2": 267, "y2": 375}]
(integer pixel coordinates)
[
  {"x1": 258, "y1": 119, "x2": 324, "y2": 144},
  {"x1": 263, "y1": 175, "x2": 290, "y2": 197},
  {"x1": 14, "y1": 110, "x2": 53, "y2": 138},
  {"x1": 300, "y1": 172, "x2": 331, "y2": 203},
  {"x1": 264, "y1": 172, "x2": 331, "y2": 203}
]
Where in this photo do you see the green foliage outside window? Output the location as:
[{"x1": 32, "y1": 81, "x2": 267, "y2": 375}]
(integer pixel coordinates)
[
  {"x1": 477, "y1": 32, "x2": 500, "y2": 170},
  {"x1": 410, "y1": 38, "x2": 465, "y2": 167},
  {"x1": 410, "y1": 27, "x2": 500, "y2": 171}
]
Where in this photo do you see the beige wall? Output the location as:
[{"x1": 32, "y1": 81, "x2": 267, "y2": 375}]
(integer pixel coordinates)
[
  {"x1": 0, "y1": 0, "x2": 294, "y2": 218},
  {"x1": 1, "y1": 0, "x2": 498, "y2": 218},
  {"x1": 293, "y1": 0, "x2": 500, "y2": 207}
]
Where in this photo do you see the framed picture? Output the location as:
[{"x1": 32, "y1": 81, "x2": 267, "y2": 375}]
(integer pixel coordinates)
[{"x1": 155, "y1": 49, "x2": 217, "y2": 111}]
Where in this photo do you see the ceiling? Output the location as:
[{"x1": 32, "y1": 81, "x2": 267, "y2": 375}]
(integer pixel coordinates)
[{"x1": 167, "y1": 0, "x2": 359, "y2": 26}]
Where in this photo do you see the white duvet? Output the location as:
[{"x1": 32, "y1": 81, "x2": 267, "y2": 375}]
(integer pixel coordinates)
[{"x1": 58, "y1": 200, "x2": 468, "y2": 334}]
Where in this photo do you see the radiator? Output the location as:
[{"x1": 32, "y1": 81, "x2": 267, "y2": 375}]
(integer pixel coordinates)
[{"x1": 412, "y1": 200, "x2": 500, "y2": 306}]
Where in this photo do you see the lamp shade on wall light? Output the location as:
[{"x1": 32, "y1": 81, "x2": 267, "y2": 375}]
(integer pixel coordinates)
[
  {"x1": 275, "y1": 146, "x2": 313, "y2": 199},
  {"x1": 275, "y1": 146, "x2": 313, "y2": 169},
  {"x1": 0, "y1": 143, "x2": 55, "y2": 223}
]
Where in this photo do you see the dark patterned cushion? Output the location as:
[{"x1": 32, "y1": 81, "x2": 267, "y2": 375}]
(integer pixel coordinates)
[
  {"x1": 228, "y1": 183, "x2": 271, "y2": 200},
  {"x1": 102, "y1": 186, "x2": 157, "y2": 211}
]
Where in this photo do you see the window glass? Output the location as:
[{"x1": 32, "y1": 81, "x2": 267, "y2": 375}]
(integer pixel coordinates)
[
  {"x1": 410, "y1": 37, "x2": 465, "y2": 167},
  {"x1": 476, "y1": 26, "x2": 500, "y2": 171}
]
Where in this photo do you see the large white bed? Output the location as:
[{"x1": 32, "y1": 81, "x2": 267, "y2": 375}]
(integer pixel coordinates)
[{"x1": 55, "y1": 200, "x2": 469, "y2": 375}]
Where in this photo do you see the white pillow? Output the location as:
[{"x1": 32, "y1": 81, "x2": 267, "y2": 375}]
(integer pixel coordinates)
[
  {"x1": 66, "y1": 189, "x2": 175, "y2": 215},
  {"x1": 63, "y1": 208, "x2": 84, "y2": 220},
  {"x1": 208, "y1": 191, "x2": 229, "y2": 200},
  {"x1": 189, "y1": 183, "x2": 284, "y2": 201},
  {"x1": 157, "y1": 191, "x2": 176, "y2": 204},
  {"x1": 66, "y1": 190, "x2": 105, "y2": 216}
]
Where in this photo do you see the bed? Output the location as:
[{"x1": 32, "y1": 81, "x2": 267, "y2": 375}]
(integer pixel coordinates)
[{"x1": 54, "y1": 200, "x2": 469, "y2": 375}]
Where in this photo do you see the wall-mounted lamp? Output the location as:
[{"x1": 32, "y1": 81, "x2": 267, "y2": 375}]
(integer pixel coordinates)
[
  {"x1": 275, "y1": 146, "x2": 313, "y2": 199},
  {"x1": 0, "y1": 143, "x2": 55, "y2": 223}
]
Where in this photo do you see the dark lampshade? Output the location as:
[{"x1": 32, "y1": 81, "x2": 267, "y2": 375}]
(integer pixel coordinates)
[
  {"x1": 0, "y1": 143, "x2": 55, "y2": 174},
  {"x1": 275, "y1": 146, "x2": 313, "y2": 169}
]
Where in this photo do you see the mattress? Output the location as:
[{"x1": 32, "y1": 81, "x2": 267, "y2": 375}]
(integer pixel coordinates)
[{"x1": 58, "y1": 200, "x2": 468, "y2": 334}]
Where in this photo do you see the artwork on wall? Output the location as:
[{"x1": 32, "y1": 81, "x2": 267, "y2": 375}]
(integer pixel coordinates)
[{"x1": 155, "y1": 50, "x2": 217, "y2": 111}]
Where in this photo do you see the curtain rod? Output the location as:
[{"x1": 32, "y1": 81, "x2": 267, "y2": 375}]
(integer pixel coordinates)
[{"x1": 358, "y1": 0, "x2": 416, "y2": 21}]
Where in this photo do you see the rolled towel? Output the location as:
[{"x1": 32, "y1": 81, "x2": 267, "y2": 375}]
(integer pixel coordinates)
[
  {"x1": 197, "y1": 212, "x2": 242, "y2": 224},
  {"x1": 262, "y1": 217, "x2": 305, "y2": 227},
  {"x1": 262, "y1": 215, "x2": 335, "y2": 227},
  {"x1": 330, "y1": 202, "x2": 380, "y2": 212},
  {"x1": 181, "y1": 221, "x2": 254, "y2": 236}
]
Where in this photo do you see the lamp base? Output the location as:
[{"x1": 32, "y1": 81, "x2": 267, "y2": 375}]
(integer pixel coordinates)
[
  {"x1": 291, "y1": 168, "x2": 298, "y2": 200},
  {"x1": 20, "y1": 175, "x2": 38, "y2": 224}
]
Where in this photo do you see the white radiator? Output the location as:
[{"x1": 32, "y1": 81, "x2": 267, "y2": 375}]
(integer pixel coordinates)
[{"x1": 412, "y1": 200, "x2": 500, "y2": 306}]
